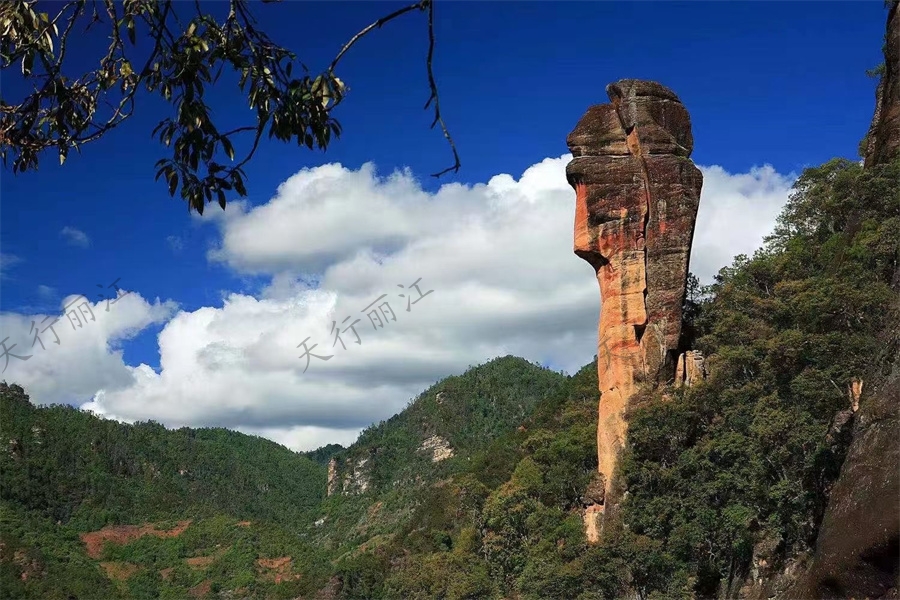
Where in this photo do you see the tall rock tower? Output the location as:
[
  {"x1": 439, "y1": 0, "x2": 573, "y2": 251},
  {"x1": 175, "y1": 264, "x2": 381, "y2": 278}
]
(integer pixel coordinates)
[{"x1": 566, "y1": 80, "x2": 703, "y2": 539}]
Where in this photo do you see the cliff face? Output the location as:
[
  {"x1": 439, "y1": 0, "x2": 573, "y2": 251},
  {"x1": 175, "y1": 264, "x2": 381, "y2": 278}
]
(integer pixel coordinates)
[
  {"x1": 864, "y1": 1, "x2": 900, "y2": 168},
  {"x1": 793, "y1": 4, "x2": 900, "y2": 597},
  {"x1": 566, "y1": 80, "x2": 703, "y2": 538}
]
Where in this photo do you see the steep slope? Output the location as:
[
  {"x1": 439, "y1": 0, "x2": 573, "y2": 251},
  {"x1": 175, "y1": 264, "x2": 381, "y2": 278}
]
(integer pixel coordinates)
[
  {"x1": 613, "y1": 155, "x2": 900, "y2": 599},
  {"x1": 323, "y1": 355, "x2": 568, "y2": 498},
  {"x1": 794, "y1": 3, "x2": 900, "y2": 598}
]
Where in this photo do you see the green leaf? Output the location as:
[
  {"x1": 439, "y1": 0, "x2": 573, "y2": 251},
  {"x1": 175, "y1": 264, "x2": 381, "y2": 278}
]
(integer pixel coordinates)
[
  {"x1": 222, "y1": 137, "x2": 234, "y2": 161},
  {"x1": 233, "y1": 175, "x2": 247, "y2": 197}
]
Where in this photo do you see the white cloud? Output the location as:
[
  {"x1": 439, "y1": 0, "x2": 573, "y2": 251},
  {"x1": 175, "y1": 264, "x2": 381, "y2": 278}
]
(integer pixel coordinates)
[
  {"x1": 239, "y1": 425, "x2": 364, "y2": 453},
  {"x1": 0, "y1": 253, "x2": 21, "y2": 280},
  {"x1": 60, "y1": 226, "x2": 91, "y2": 248},
  {"x1": 166, "y1": 235, "x2": 184, "y2": 253},
  {"x1": 690, "y1": 164, "x2": 796, "y2": 283},
  {"x1": 2, "y1": 157, "x2": 794, "y2": 452},
  {"x1": 36, "y1": 285, "x2": 56, "y2": 299},
  {"x1": 0, "y1": 291, "x2": 177, "y2": 405}
]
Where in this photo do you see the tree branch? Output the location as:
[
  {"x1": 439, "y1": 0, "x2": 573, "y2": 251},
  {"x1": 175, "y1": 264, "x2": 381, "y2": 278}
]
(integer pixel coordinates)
[
  {"x1": 328, "y1": 1, "x2": 426, "y2": 73},
  {"x1": 423, "y1": 0, "x2": 459, "y2": 178}
]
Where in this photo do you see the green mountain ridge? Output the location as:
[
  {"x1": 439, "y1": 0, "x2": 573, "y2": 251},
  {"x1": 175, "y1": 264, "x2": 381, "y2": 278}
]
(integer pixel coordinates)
[
  {"x1": 0, "y1": 355, "x2": 586, "y2": 599},
  {"x1": 322, "y1": 355, "x2": 568, "y2": 496}
]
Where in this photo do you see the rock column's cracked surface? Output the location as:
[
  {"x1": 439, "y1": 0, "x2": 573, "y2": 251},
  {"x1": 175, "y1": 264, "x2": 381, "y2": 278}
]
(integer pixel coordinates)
[{"x1": 566, "y1": 80, "x2": 703, "y2": 541}]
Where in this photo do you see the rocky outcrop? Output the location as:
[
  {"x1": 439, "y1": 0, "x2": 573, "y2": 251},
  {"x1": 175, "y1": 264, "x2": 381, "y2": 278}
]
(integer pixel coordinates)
[
  {"x1": 674, "y1": 350, "x2": 706, "y2": 388},
  {"x1": 419, "y1": 435, "x2": 454, "y2": 462},
  {"x1": 566, "y1": 80, "x2": 703, "y2": 537},
  {"x1": 327, "y1": 455, "x2": 372, "y2": 496},
  {"x1": 581, "y1": 472, "x2": 606, "y2": 542},
  {"x1": 864, "y1": 1, "x2": 900, "y2": 168},
  {"x1": 347, "y1": 457, "x2": 370, "y2": 493},
  {"x1": 326, "y1": 458, "x2": 339, "y2": 496}
]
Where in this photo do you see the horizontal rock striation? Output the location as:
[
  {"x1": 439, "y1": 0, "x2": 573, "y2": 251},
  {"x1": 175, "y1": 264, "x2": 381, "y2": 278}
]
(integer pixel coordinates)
[{"x1": 566, "y1": 80, "x2": 703, "y2": 540}]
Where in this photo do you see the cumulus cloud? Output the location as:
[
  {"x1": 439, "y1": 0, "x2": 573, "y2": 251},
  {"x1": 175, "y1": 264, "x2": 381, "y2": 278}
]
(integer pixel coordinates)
[
  {"x1": 690, "y1": 165, "x2": 796, "y2": 283},
  {"x1": 2, "y1": 157, "x2": 794, "y2": 452},
  {"x1": 83, "y1": 159, "x2": 601, "y2": 450},
  {"x1": 0, "y1": 291, "x2": 177, "y2": 405},
  {"x1": 60, "y1": 226, "x2": 91, "y2": 248}
]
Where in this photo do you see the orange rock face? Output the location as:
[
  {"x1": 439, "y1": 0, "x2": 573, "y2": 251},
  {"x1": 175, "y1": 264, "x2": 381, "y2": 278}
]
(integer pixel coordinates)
[{"x1": 567, "y1": 80, "x2": 703, "y2": 539}]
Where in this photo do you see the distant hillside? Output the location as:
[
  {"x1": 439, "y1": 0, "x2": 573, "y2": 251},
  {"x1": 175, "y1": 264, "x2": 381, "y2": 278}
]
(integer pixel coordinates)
[
  {"x1": 0, "y1": 381, "x2": 336, "y2": 599},
  {"x1": 325, "y1": 355, "x2": 569, "y2": 497},
  {"x1": 0, "y1": 356, "x2": 584, "y2": 599},
  {"x1": 0, "y1": 382, "x2": 326, "y2": 530}
]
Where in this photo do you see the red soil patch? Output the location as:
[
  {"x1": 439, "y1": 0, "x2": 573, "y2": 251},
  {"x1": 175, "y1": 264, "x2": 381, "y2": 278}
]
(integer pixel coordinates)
[
  {"x1": 100, "y1": 561, "x2": 141, "y2": 582},
  {"x1": 235, "y1": 521, "x2": 251, "y2": 527},
  {"x1": 80, "y1": 520, "x2": 192, "y2": 559},
  {"x1": 256, "y1": 556, "x2": 301, "y2": 584},
  {"x1": 186, "y1": 555, "x2": 215, "y2": 569},
  {"x1": 189, "y1": 579, "x2": 211, "y2": 598},
  {"x1": 160, "y1": 567, "x2": 174, "y2": 581}
]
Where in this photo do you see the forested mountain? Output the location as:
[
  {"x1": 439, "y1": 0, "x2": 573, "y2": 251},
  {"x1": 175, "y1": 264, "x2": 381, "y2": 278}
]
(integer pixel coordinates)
[
  {"x1": 0, "y1": 356, "x2": 582, "y2": 599},
  {"x1": 0, "y1": 382, "x2": 330, "y2": 599},
  {"x1": 323, "y1": 356, "x2": 568, "y2": 497},
  {"x1": 0, "y1": 384, "x2": 326, "y2": 530}
]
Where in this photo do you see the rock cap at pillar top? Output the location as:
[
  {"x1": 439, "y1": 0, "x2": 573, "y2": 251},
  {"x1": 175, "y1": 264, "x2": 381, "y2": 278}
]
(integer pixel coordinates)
[
  {"x1": 567, "y1": 79, "x2": 695, "y2": 159},
  {"x1": 605, "y1": 79, "x2": 682, "y2": 104}
]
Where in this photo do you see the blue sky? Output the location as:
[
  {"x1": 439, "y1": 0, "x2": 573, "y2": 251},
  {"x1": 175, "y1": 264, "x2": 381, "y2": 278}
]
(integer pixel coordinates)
[{"x1": 0, "y1": 2, "x2": 889, "y2": 450}]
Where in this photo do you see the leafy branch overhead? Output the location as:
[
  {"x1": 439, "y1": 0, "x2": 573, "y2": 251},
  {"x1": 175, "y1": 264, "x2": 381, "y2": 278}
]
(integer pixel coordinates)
[{"x1": 0, "y1": 0, "x2": 460, "y2": 214}]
